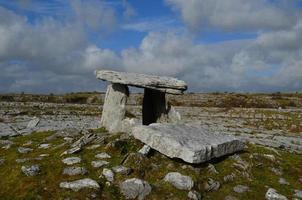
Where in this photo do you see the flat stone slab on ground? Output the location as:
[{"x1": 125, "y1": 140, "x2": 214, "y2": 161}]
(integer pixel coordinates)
[
  {"x1": 96, "y1": 70, "x2": 187, "y2": 94},
  {"x1": 132, "y1": 123, "x2": 245, "y2": 164}
]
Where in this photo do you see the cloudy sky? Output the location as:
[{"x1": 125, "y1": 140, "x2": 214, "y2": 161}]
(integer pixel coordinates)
[{"x1": 1, "y1": 0, "x2": 302, "y2": 93}]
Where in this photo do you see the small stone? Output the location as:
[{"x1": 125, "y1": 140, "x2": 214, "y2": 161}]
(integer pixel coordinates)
[
  {"x1": 0, "y1": 158, "x2": 5, "y2": 165},
  {"x1": 112, "y1": 165, "x2": 132, "y2": 175},
  {"x1": 63, "y1": 166, "x2": 88, "y2": 176},
  {"x1": 63, "y1": 137, "x2": 73, "y2": 143},
  {"x1": 91, "y1": 160, "x2": 109, "y2": 168},
  {"x1": 164, "y1": 172, "x2": 194, "y2": 190},
  {"x1": 233, "y1": 185, "x2": 249, "y2": 193},
  {"x1": 265, "y1": 188, "x2": 288, "y2": 200},
  {"x1": 223, "y1": 173, "x2": 236, "y2": 182},
  {"x1": 39, "y1": 154, "x2": 49, "y2": 157},
  {"x1": 294, "y1": 190, "x2": 302, "y2": 198},
  {"x1": 21, "y1": 165, "x2": 40, "y2": 176},
  {"x1": 278, "y1": 178, "x2": 289, "y2": 185},
  {"x1": 86, "y1": 144, "x2": 101, "y2": 150},
  {"x1": 62, "y1": 157, "x2": 81, "y2": 165},
  {"x1": 39, "y1": 144, "x2": 51, "y2": 149},
  {"x1": 207, "y1": 164, "x2": 218, "y2": 174},
  {"x1": 17, "y1": 147, "x2": 33, "y2": 154},
  {"x1": 120, "y1": 178, "x2": 151, "y2": 200},
  {"x1": 138, "y1": 145, "x2": 151, "y2": 156},
  {"x1": 188, "y1": 190, "x2": 201, "y2": 200},
  {"x1": 59, "y1": 178, "x2": 100, "y2": 192},
  {"x1": 95, "y1": 153, "x2": 111, "y2": 159},
  {"x1": 23, "y1": 140, "x2": 32, "y2": 146},
  {"x1": 270, "y1": 167, "x2": 283, "y2": 176},
  {"x1": 204, "y1": 178, "x2": 220, "y2": 192},
  {"x1": 102, "y1": 168, "x2": 114, "y2": 182}
]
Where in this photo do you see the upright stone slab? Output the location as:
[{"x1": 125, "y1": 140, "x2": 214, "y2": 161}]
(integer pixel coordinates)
[
  {"x1": 142, "y1": 89, "x2": 168, "y2": 125},
  {"x1": 132, "y1": 123, "x2": 245, "y2": 164},
  {"x1": 101, "y1": 83, "x2": 129, "y2": 132}
]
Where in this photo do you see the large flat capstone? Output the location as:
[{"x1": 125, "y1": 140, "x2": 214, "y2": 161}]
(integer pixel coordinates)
[
  {"x1": 132, "y1": 123, "x2": 245, "y2": 164},
  {"x1": 95, "y1": 70, "x2": 187, "y2": 94}
]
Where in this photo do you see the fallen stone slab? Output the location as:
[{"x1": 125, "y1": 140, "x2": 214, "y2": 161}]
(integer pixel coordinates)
[
  {"x1": 60, "y1": 178, "x2": 100, "y2": 191},
  {"x1": 132, "y1": 123, "x2": 245, "y2": 163},
  {"x1": 96, "y1": 70, "x2": 187, "y2": 94}
]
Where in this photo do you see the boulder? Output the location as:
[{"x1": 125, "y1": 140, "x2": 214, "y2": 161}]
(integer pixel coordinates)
[
  {"x1": 132, "y1": 123, "x2": 245, "y2": 163},
  {"x1": 164, "y1": 172, "x2": 194, "y2": 190},
  {"x1": 120, "y1": 178, "x2": 151, "y2": 200},
  {"x1": 59, "y1": 178, "x2": 100, "y2": 191},
  {"x1": 95, "y1": 70, "x2": 187, "y2": 94}
]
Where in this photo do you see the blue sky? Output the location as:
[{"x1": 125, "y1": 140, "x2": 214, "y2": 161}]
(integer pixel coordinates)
[{"x1": 0, "y1": 0, "x2": 302, "y2": 93}]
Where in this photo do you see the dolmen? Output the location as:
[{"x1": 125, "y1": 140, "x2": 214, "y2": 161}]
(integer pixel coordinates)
[{"x1": 96, "y1": 69, "x2": 244, "y2": 164}]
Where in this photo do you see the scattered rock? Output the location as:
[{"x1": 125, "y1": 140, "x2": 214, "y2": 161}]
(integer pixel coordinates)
[
  {"x1": 95, "y1": 153, "x2": 111, "y2": 159},
  {"x1": 59, "y1": 178, "x2": 100, "y2": 192},
  {"x1": 102, "y1": 168, "x2": 114, "y2": 182},
  {"x1": 23, "y1": 140, "x2": 32, "y2": 146},
  {"x1": 38, "y1": 143, "x2": 51, "y2": 149},
  {"x1": 62, "y1": 133, "x2": 96, "y2": 155},
  {"x1": 223, "y1": 173, "x2": 236, "y2": 183},
  {"x1": 91, "y1": 160, "x2": 109, "y2": 168},
  {"x1": 164, "y1": 172, "x2": 194, "y2": 190},
  {"x1": 86, "y1": 144, "x2": 101, "y2": 150},
  {"x1": 21, "y1": 165, "x2": 40, "y2": 176},
  {"x1": 270, "y1": 167, "x2": 283, "y2": 176},
  {"x1": 27, "y1": 117, "x2": 40, "y2": 129},
  {"x1": 294, "y1": 190, "x2": 302, "y2": 198},
  {"x1": 120, "y1": 178, "x2": 151, "y2": 200},
  {"x1": 250, "y1": 153, "x2": 276, "y2": 162},
  {"x1": 204, "y1": 178, "x2": 220, "y2": 192},
  {"x1": 188, "y1": 190, "x2": 202, "y2": 200},
  {"x1": 207, "y1": 164, "x2": 219, "y2": 174},
  {"x1": 138, "y1": 145, "x2": 151, "y2": 156},
  {"x1": 112, "y1": 165, "x2": 132, "y2": 175},
  {"x1": 17, "y1": 147, "x2": 33, "y2": 154},
  {"x1": 278, "y1": 178, "x2": 289, "y2": 185},
  {"x1": 0, "y1": 158, "x2": 5, "y2": 165},
  {"x1": 62, "y1": 157, "x2": 81, "y2": 165},
  {"x1": 265, "y1": 188, "x2": 288, "y2": 200},
  {"x1": 233, "y1": 185, "x2": 249, "y2": 193},
  {"x1": 63, "y1": 166, "x2": 88, "y2": 176}
]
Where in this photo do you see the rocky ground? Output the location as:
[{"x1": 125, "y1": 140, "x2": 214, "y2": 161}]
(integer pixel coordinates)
[{"x1": 0, "y1": 92, "x2": 301, "y2": 199}]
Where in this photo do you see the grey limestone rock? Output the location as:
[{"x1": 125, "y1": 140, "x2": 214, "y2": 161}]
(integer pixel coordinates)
[
  {"x1": 62, "y1": 157, "x2": 81, "y2": 165},
  {"x1": 95, "y1": 70, "x2": 187, "y2": 94},
  {"x1": 63, "y1": 166, "x2": 88, "y2": 176},
  {"x1": 102, "y1": 168, "x2": 114, "y2": 182},
  {"x1": 164, "y1": 172, "x2": 194, "y2": 190},
  {"x1": 60, "y1": 178, "x2": 100, "y2": 191},
  {"x1": 91, "y1": 160, "x2": 109, "y2": 168},
  {"x1": 132, "y1": 123, "x2": 245, "y2": 163},
  {"x1": 138, "y1": 145, "x2": 151, "y2": 156},
  {"x1": 188, "y1": 190, "x2": 202, "y2": 200},
  {"x1": 233, "y1": 185, "x2": 249, "y2": 193},
  {"x1": 278, "y1": 178, "x2": 289, "y2": 185},
  {"x1": 294, "y1": 190, "x2": 302, "y2": 198},
  {"x1": 95, "y1": 152, "x2": 111, "y2": 159},
  {"x1": 112, "y1": 165, "x2": 132, "y2": 175},
  {"x1": 21, "y1": 165, "x2": 40, "y2": 176},
  {"x1": 265, "y1": 188, "x2": 288, "y2": 200},
  {"x1": 120, "y1": 178, "x2": 151, "y2": 200},
  {"x1": 204, "y1": 178, "x2": 220, "y2": 192},
  {"x1": 18, "y1": 147, "x2": 33, "y2": 154},
  {"x1": 27, "y1": 117, "x2": 40, "y2": 129}
]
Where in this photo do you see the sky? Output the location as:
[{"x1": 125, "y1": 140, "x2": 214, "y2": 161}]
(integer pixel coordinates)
[{"x1": 0, "y1": 0, "x2": 302, "y2": 94}]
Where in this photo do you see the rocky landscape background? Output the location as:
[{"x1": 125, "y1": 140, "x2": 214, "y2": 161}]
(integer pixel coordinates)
[{"x1": 0, "y1": 92, "x2": 301, "y2": 199}]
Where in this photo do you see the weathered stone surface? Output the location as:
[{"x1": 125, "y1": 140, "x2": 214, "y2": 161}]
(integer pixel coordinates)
[
  {"x1": 265, "y1": 188, "x2": 288, "y2": 200},
  {"x1": 62, "y1": 157, "x2": 81, "y2": 165},
  {"x1": 95, "y1": 153, "x2": 111, "y2": 159},
  {"x1": 21, "y1": 165, "x2": 40, "y2": 176},
  {"x1": 164, "y1": 172, "x2": 194, "y2": 190},
  {"x1": 27, "y1": 117, "x2": 40, "y2": 129},
  {"x1": 59, "y1": 178, "x2": 100, "y2": 191},
  {"x1": 101, "y1": 83, "x2": 129, "y2": 133},
  {"x1": 96, "y1": 70, "x2": 187, "y2": 94},
  {"x1": 91, "y1": 160, "x2": 109, "y2": 168},
  {"x1": 132, "y1": 123, "x2": 245, "y2": 163},
  {"x1": 120, "y1": 178, "x2": 151, "y2": 200},
  {"x1": 102, "y1": 168, "x2": 114, "y2": 182},
  {"x1": 188, "y1": 190, "x2": 201, "y2": 200},
  {"x1": 63, "y1": 166, "x2": 88, "y2": 176},
  {"x1": 294, "y1": 190, "x2": 302, "y2": 198},
  {"x1": 112, "y1": 165, "x2": 132, "y2": 175},
  {"x1": 138, "y1": 145, "x2": 151, "y2": 156},
  {"x1": 17, "y1": 147, "x2": 33, "y2": 154}
]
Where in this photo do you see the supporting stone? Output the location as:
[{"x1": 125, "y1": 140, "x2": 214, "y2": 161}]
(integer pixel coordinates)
[
  {"x1": 142, "y1": 88, "x2": 168, "y2": 125},
  {"x1": 101, "y1": 83, "x2": 129, "y2": 132}
]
